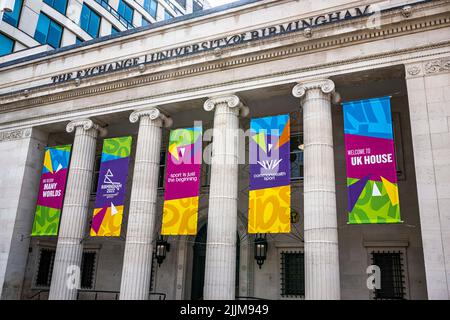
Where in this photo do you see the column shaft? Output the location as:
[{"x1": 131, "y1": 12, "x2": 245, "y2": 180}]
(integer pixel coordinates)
[
  {"x1": 120, "y1": 109, "x2": 167, "y2": 300},
  {"x1": 203, "y1": 96, "x2": 244, "y2": 300},
  {"x1": 49, "y1": 120, "x2": 100, "y2": 300},
  {"x1": 294, "y1": 80, "x2": 341, "y2": 300}
]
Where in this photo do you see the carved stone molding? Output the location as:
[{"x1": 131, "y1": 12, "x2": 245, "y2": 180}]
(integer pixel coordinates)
[
  {"x1": 406, "y1": 58, "x2": 450, "y2": 79},
  {"x1": 66, "y1": 119, "x2": 107, "y2": 136},
  {"x1": 406, "y1": 64, "x2": 423, "y2": 77},
  {"x1": 203, "y1": 94, "x2": 249, "y2": 117},
  {"x1": 424, "y1": 58, "x2": 450, "y2": 75},
  {"x1": 0, "y1": 128, "x2": 31, "y2": 142},
  {"x1": 129, "y1": 107, "x2": 173, "y2": 127}
]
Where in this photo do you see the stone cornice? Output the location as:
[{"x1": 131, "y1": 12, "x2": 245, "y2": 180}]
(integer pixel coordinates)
[
  {"x1": 1, "y1": 42, "x2": 449, "y2": 132},
  {"x1": 0, "y1": 0, "x2": 448, "y2": 112}
]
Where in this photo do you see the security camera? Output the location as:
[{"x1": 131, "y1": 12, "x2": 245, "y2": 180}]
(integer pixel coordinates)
[{"x1": 1, "y1": 0, "x2": 15, "y2": 13}]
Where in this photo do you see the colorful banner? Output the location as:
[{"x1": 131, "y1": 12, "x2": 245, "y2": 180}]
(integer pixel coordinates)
[
  {"x1": 32, "y1": 145, "x2": 72, "y2": 236},
  {"x1": 343, "y1": 96, "x2": 401, "y2": 224},
  {"x1": 90, "y1": 136, "x2": 132, "y2": 236},
  {"x1": 161, "y1": 127, "x2": 202, "y2": 235},
  {"x1": 248, "y1": 114, "x2": 291, "y2": 234}
]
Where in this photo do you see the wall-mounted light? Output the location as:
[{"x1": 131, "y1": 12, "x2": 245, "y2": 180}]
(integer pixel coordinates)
[
  {"x1": 254, "y1": 234, "x2": 268, "y2": 269},
  {"x1": 155, "y1": 235, "x2": 170, "y2": 267}
]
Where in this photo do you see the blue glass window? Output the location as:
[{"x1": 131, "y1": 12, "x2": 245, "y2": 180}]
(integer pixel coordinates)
[
  {"x1": 76, "y1": 37, "x2": 84, "y2": 44},
  {"x1": 118, "y1": 0, "x2": 133, "y2": 24},
  {"x1": 164, "y1": 9, "x2": 173, "y2": 20},
  {"x1": 80, "y1": 4, "x2": 101, "y2": 38},
  {"x1": 111, "y1": 25, "x2": 120, "y2": 34},
  {"x1": 95, "y1": 0, "x2": 109, "y2": 10},
  {"x1": 142, "y1": 17, "x2": 150, "y2": 26},
  {"x1": 143, "y1": 0, "x2": 157, "y2": 18},
  {"x1": 34, "y1": 13, "x2": 63, "y2": 48},
  {"x1": 0, "y1": 33, "x2": 14, "y2": 57},
  {"x1": 43, "y1": 0, "x2": 68, "y2": 15},
  {"x1": 2, "y1": 0, "x2": 23, "y2": 27}
]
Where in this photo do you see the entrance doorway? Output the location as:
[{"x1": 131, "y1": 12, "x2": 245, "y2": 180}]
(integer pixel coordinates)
[{"x1": 190, "y1": 224, "x2": 240, "y2": 300}]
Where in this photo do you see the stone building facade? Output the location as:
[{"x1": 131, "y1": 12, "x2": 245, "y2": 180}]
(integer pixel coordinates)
[{"x1": 0, "y1": 0, "x2": 449, "y2": 300}]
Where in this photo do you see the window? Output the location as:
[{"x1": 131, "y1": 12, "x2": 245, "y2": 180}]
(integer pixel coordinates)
[
  {"x1": 201, "y1": 164, "x2": 211, "y2": 187},
  {"x1": 371, "y1": 251, "x2": 406, "y2": 300},
  {"x1": 80, "y1": 251, "x2": 97, "y2": 290},
  {"x1": 175, "y1": 0, "x2": 186, "y2": 9},
  {"x1": 142, "y1": 17, "x2": 150, "y2": 27},
  {"x1": 290, "y1": 133, "x2": 304, "y2": 180},
  {"x1": 158, "y1": 150, "x2": 166, "y2": 189},
  {"x1": 111, "y1": 25, "x2": 120, "y2": 34},
  {"x1": 80, "y1": 4, "x2": 101, "y2": 38},
  {"x1": 118, "y1": 0, "x2": 134, "y2": 24},
  {"x1": 392, "y1": 112, "x2": 405, "y2": 180},
  {"x1": 76, "y1": 37, "x2": 84, "y2": 44},
  {"x1": 2, "y1": 0, "x2": 23, "y2": 27},
  {"x1": 91, "y1": 153, "x2": 102, "y2": 195},
  {"x1": 35, "y1": 248, "x2": 56, "y2": 288},
  {"x1": 95, "y1": 0, "x2": 109, "y2": 10},
  {"x1": 43, "y1": 0, "x2": 68, "y2": 15},
  {"x1": 144, "y1": 0, "x2": 158, "y2": 18},
  {"x1": 164, "y1": 9, "x2": 173, "y2": 20},
  {"x1": 193, "y1": 0, "x2": 203, "y2": 12},
  {"x1": 34, "y1": 13, "x2": 63, "y2": 48},
  {"x1": 0, "y1": 33, "x2": 14, "y2": 57},
  {"x1": 35, "y1": 248, "x2": 97, "y2": 289},
  {"x1": 281, "y1": 251, "x2": 305, "y2": 297}
]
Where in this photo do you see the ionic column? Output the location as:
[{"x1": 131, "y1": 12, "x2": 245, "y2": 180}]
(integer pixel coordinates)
[
  {"x1": 49, "y1": 119, "x2": 106, "y2": 300},
  {"x1": 120, "y1": 108, "x2": 172, "y2": 300},
  {"x1": 292, "y1": 79, "x2": 341, "y2": 300},
  {"x1": 203, "y1": 95, "x2": 249, "y2": 300}
]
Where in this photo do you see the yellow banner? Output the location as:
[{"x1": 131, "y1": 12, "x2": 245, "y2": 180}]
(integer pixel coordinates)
[
  {"x1": 248, "y1": 185, "x2": 291, "y2": 234},
  {"x1": 162, "y1": 197, "x2": 199, "y2": 235}
]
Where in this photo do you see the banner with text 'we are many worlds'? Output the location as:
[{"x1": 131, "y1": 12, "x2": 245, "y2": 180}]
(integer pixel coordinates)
[
  {"x1": 248, "y1": 114, "x2": 291, "y2": 234},
  {"x1": 90, "y1": 136, "x2": 132, "y2": 237},
  {"x1": 32, "y1": 145, "x2": 72, "y2": 236},
  {"x1": 343, "y1": 96, "x2": 402, "y2": 224},
  {"x1": 161, "y1": 127, "x2": 202, "y2": 235}
]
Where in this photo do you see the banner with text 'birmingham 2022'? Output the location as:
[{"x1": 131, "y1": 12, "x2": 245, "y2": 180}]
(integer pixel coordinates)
[{"x1": 90, "y1": 136, "x2": 132, "y2": 237}]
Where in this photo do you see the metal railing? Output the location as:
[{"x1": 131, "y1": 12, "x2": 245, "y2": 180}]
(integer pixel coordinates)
[
  {"x1": 162, "y1": 0, "x2": 184, "y2": 15},
  {"x1": 29, "y1": 289, "x2": 166, "y2": 300},
  {"x1": 93, "y1": 0, "x2": 136, "y2": 29},
  {"x1": 236, "y1": 296, "x2": 268, "y2": 300}
]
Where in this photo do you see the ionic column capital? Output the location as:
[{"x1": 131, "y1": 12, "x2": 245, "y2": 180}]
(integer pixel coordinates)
[
  {"x1": 292, "y1": 79, "x2": 341, "y2": 104},
  {"x1": 204, "y1": 94, "x2": 249, "y2": 117},
  {"x1": 66, "y1": 119, "x2": 107, "y2": 136},
  {"x1": 129, "y1": 107, "x2": 173, "y2": 127}
]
